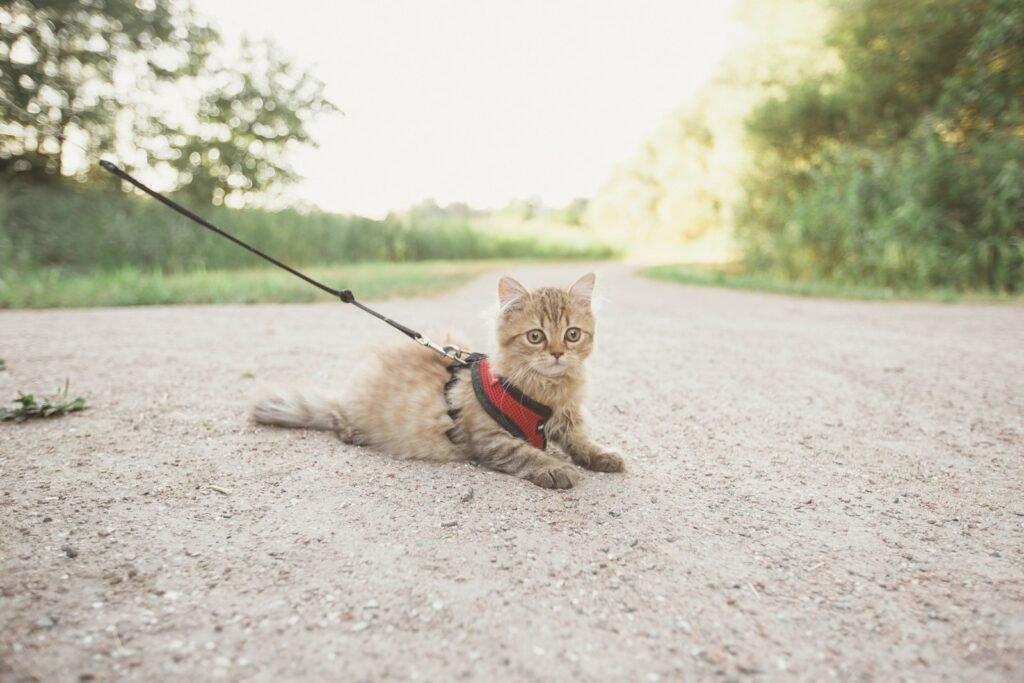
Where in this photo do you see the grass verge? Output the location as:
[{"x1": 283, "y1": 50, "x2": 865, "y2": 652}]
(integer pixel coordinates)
[
  {"x1": 640, "y1": 263, "x2": 1024, "y2": 303},
  {"x1": 0, "y1": 261, "x2": 503, "y2": 308}
]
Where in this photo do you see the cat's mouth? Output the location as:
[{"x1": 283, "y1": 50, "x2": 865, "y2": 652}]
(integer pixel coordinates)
[{"x1": 534, "y1": 360, "x2": 571, "y2": 377}]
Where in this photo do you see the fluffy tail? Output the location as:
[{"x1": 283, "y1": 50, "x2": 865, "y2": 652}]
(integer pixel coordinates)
[{"x1": 251, "y1": 388, "x2": 347, "y2": 433}]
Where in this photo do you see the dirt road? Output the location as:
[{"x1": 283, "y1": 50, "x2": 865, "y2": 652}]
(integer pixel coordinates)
[{"x1": 2, "y1": 263, "x2": 1022, "y2": 682}]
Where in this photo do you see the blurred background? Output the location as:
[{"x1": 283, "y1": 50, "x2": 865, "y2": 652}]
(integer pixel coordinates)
[{"x1": 1, "y1": 0, "x2": 1021, "y2": 307}]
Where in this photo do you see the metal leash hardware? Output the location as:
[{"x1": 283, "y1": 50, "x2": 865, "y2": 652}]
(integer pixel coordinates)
[{"x1": 429, "y1": 341, "x2": 472, "y2": 366}]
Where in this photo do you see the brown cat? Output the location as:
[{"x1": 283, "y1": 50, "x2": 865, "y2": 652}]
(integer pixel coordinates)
[{"x1": 251, "y1": 273, "x2": 624, "y2": 488}]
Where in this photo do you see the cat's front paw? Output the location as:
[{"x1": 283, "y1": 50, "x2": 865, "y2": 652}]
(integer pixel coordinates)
[
  {"x1": 526, "y1": 463, "x2": 579, "y2": 489},
  {"x1": 583, "y1": 450, "x2": 625, "y2": 473}
]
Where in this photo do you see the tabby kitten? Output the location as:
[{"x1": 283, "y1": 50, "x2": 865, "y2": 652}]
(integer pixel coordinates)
[{"x1": 251, "y1": 273, "x2": 624, "y2": 488}]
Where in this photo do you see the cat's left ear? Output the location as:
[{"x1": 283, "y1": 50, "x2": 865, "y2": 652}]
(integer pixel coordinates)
[{"x1": 568, "y1": 272, "x2": 596, "y2": 307}]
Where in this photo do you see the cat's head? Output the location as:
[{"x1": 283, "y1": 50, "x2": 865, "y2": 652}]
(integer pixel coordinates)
[{"x1": 495, "y1": 273, "x2": 597, "y2": 380}]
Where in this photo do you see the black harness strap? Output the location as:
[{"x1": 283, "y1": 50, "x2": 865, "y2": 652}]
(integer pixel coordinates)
[{"x1": 444, "y1": 352, "x2": 487, "y2": 443}]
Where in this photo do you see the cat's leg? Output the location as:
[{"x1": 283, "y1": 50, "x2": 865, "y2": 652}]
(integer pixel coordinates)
[
  {"x1": 475, "y1": 435, "x2": 579, "y2": 489},
  {"x1": 550, "y1": 412, "x2": 625, "y2": 473}
]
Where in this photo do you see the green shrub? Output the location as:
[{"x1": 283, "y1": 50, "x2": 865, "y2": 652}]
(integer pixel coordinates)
[
  {"x1": 739, "y1": 131, "x2": 1024, "y2": 291},
  {"x1": 737, "y1": 0, "x2": 1024, "y2": 293}
]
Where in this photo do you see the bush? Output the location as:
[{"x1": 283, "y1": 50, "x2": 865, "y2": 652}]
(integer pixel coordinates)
[
  {"x1": 738, "y1": 0, "x2": 1024, "y2": 293},
  {"x1": 739, "y1": 130, "x2": 1024, "y2": 291}
]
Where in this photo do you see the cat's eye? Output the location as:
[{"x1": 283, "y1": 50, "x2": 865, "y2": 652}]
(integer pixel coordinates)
[
  {"x1": 565, "y1": 327, "x2": 582, "y2": 342},
  {"x1": 526, "y1": 329, "x2": 546, "y2": 344}
]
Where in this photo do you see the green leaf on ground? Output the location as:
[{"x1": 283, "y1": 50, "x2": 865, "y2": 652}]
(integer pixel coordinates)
[{"x1": 1, "y1": 382, "x2": 88, "y2": 422}]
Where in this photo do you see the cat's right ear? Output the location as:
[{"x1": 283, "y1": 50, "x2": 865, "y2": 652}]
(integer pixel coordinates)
[
  {"x1": 498, "y1": 276, "x2": 531, "y2": 312},
  {"x1": 568, "y1": 272, "x2": 596, "y2": 307}
]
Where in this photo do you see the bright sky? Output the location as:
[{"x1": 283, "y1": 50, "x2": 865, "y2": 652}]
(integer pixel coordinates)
[{"x1": 197, "y1": 0, "x2": 741, "y2": 217}]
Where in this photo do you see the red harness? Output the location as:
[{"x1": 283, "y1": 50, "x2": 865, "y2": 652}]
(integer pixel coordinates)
[
  {"x1": 445, "y1": 355, "x2": 553, "y2": 449},
  {"x1": 472, "y1": 358, "x2": 553, "y2": 449}
]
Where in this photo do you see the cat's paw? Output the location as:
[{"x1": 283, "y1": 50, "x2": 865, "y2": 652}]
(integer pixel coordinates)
[
  {"x1": 583, "y1": 450, "x2": 625, "y2": 473},
  {"x1": 526, "y1": 463, "x2": 579, "y2": 489}
]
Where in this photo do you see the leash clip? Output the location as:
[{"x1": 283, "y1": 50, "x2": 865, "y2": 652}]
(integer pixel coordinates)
[{"x1": 414, "y1": 336, "x2": 470, "y2": 366}]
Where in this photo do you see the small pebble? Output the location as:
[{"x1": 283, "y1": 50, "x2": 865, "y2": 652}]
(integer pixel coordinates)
[
  {"x1": 460, "y1": 487, "x2": 474, "y2": 503},
  {"x1": 63, "y1": 545, "x2": 79, "y2": 559},
  {"x1": 441, "y1": 520, "x2": 458, "y2": 528},
  {"x1": 351, "y1": 622, "x2": 369, "y2": 633}
]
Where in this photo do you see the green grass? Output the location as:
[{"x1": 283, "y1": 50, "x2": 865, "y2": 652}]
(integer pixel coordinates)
[
  {"x1": 0, "y1": 261, "x2": 502, "y2": 308},
  {"x1": 640, "y1": 263, "x2": 1024, "y2": 303},
  {"x1": 0, "y1": 184, "x2": 621, "y2": 308},
  {"x1": 0, "y1": 185, "x2": 620, "y2": 273}
]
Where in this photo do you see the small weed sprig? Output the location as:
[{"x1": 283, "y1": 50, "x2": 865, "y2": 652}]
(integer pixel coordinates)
[{"x1": 1, "y1": 380, "x2": 87, "y2": 422}]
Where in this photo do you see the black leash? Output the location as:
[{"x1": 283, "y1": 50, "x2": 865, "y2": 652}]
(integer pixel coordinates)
[
  {"x1": 1, "y1": 93, "x2": 470, "y2": 365},
  {"x1": 97, "y1": 160, "x2": 472, "y2": 366}
]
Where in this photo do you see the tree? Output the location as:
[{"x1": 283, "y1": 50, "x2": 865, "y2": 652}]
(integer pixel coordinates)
[
  {"x1": 745, "y1": 0, "x2": 987, "y2": 153},
  {"x1": 739, "y1": 0, "x2": 1024, "y2": 291},
  {"x1": 0, "y1": 1, "x2": 339, "y2": 205},
  {"x1": 0, "y1": 0, "x2": 212, "y2": 181},
  {"x1": 586, "y1": 0, "x2": 835, "y2": 244},
  {"x1": 153, "y1": 39, "x2": 340, "y2": 206}
]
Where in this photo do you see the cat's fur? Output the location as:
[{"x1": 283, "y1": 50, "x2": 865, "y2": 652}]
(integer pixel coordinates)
[{"x1": 251, "y1": 273, "x2": 624, "y2": 488}]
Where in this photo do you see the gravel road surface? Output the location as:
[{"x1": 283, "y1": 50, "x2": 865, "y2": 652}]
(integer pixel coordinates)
[{"x1": 2, "y1": 263, "x2": 1022, "y2": 682}]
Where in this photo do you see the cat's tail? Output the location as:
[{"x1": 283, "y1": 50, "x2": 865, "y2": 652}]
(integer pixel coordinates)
[{"x1": 251, "y1": 387, "x2": 351, "y2": 437}]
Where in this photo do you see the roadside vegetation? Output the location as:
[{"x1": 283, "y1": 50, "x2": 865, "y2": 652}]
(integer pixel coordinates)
[
  {"x1": 0, "y1": 260, "x2": 506, "y2": 308},
  {"x1": 3, "y1": 0, "x2": 1019, "y2": 308},
  {"x1": 0, "y1": 186, "x2": 617, "y2": 308},
  {"x1": 641, "y1": 263, "x2": 1024, "y2": 303},
  {"x1": 596, "y1": 0, "x2": 1023, "y2": 296}
]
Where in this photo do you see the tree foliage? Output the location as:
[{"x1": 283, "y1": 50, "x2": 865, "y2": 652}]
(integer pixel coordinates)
[
  {"x1": 741, "y1": 0, "x2": 1024, "y2": 291},
  {"x1": 150, "y1": 39, "x2": 340, "y2": 205},
  {"x1": 0, "y1": 0, "x2": 212, "y2": 180},
  {"x1": 0, "y1": 0, "x2": 337, "y2": 204},
  {"x1": 585, "y1": 0, "x2": 836, "y2": 245},
  {"x1": 590, "y1": 0, "x2": 1023, "y2": 291}
]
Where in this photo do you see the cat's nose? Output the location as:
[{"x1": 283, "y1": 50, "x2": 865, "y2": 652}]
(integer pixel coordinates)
[{"x1": 551, "y1": 351, "x2": 564, "y2": 360}]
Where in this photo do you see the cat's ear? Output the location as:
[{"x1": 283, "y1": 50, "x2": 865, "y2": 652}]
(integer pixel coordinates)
[
  {"x1": 568, "y1": 272, "x2": 596, "y2": 307},
  {"x1": 498, "y1": 276, "x2": 531, "y2": 312}
]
